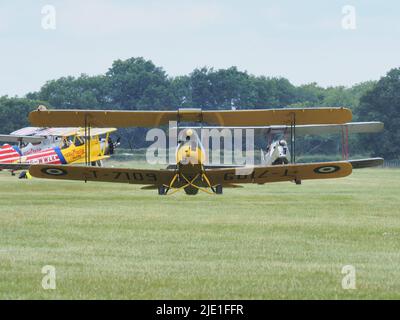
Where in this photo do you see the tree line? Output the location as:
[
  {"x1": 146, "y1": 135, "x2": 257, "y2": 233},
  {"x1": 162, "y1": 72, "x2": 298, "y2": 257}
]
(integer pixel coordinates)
[{"x1": 0, "y1": 57, "x2": 398, "y2": 159}]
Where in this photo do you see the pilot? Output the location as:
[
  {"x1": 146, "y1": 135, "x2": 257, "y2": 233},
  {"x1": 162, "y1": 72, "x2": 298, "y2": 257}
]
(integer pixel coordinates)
[
  {"x1": 185, "y1": 129, "x2": 193, "y2": 141},
  {"x1": 62, "y1": 138, "x2": 71, "y2": 149}
]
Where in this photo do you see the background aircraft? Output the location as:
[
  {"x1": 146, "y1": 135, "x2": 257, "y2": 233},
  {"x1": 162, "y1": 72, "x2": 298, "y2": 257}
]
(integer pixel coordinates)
[
  {"x1": 179, "y1": 121, "x2": 384, "y2": 167},
  {"x1": 27, "y1": 107, "x2": 383, "y2": 195},
  {"x1": 0, "y1": 127, "x2": 118, "y2": 177}
]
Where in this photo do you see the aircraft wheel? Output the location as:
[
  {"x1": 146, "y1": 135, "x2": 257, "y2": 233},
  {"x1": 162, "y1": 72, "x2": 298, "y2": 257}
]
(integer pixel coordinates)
[
  {"x1": 18, "y1": 171, "x2": 27, "y2": 179},
  {"x1": 158, "y1": 186, "x2": 166, "y2": 195},
  {"x1": 184, "y1": 186, "x2": 199, "y2": 195},
  {"x1": 215, "y1": 185, "x2": 223, "y2": 195}
]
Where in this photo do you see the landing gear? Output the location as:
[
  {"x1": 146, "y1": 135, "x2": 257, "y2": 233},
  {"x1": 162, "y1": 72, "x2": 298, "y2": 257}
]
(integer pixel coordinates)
[
  {"x1": 295, "y1": 179, "x2": 302, "y2": 185},
  {"x1": 19, "y1": 171, "x2": 27, "y2": 179},
  {"x1": 184, "y1": 186, "x2": 199, "y2": 195},
  {"x1": 158, "y1": 185, "x2": 167, "y2": 195},
  {"x1": 157, "y1": 169, "x2": 219, "y2": 195},
  {"x1": 91, "y1": 160, "x2": 103, "y2": 167},
  {"x1": 18, "y1": 171, "x2": 31, "y2": 179}
]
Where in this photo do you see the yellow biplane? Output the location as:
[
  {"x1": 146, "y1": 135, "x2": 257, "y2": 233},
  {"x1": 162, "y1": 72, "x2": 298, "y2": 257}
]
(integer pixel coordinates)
[
  {"x1": 27, "y1": 107, "x2": 383, "y2": 195},
  {"x1": 0, "y1": 126, "x2": 118, "y2": 176}
]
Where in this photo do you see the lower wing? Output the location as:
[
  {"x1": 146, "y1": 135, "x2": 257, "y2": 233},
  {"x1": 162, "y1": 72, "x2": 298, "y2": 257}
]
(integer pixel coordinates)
[
  {"x1": 29, "y1": 164, "x2": 175, "y2": 185},
  {"x1": 29, "y1": 162, "x2": 352, "y2": 186},
  {"x1": 205, "y1": 161, "x2": 353, "y2": 185}
]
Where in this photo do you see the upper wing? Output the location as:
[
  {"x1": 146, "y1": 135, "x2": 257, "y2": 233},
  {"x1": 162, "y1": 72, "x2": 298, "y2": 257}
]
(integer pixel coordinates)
[
  {"x1": 202, "y1": 108, "x2": 352, "y2": 126},
  {"x1": 181, "y1": 121, "x2": 383, "y2": 136},
  {"x1": 205, "y1": 161, "x2": 352, "y2": 185},
  {"x1": 349, "y1": 158, "x2": 384, "y2": 169},
  {"x1": 293, "y1": 122, "x2": 384, "y2": 135},
  {"x1": 10, "y1": 127, "x2": 81, "y2": 137},
  {"x1": 10, "y1": 127, "x2": 43, "y2": 136},
  {"x1": 0, "y1": 163, "x2": 31, "y2": 171},
  {"x1": 29, "y1": 108, "x2": 352, "y2": 128},
  {"x1": 29, "y1": 164, "x2": 175, "y2": 185},
  {"x1": 76, "y1": 127, "x2": 117, "y2": 137}
]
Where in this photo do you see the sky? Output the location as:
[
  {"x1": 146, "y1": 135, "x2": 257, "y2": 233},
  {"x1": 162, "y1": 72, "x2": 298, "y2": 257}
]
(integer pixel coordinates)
[{"x1": 0, "y1": 0, "x2": 399, "y2": 96}]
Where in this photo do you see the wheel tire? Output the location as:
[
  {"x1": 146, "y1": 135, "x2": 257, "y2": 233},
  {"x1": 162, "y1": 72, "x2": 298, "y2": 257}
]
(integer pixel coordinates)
[
  {"x1": 184, "y1": 186, "x2": 199, "y2": 195},
  {"x1": 18, "y1": 171, "x2": 27, "y2": 179},
  {"x1": 158, "y1": 186, "x2": 166, "y2": 195},
  {"x1": 215, "y1": 185, "x2": 223, "y2": 195}
]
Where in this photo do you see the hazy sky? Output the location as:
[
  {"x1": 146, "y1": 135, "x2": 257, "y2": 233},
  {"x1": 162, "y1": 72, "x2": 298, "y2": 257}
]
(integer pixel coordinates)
[{"x1": 0, "y1": 0, "x2": 399, "y2": 96}]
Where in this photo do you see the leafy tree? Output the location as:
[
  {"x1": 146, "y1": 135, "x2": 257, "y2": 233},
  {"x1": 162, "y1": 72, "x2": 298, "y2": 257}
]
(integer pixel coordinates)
[
  {"x1": 0, "y1": 96, "x2": 45, "y2": 133},
  {"x1": 105, "y1": 57, "x2": 176, "y2": 109},
  {"x1": 27, "y1": 74, "x2": 109, "y2": 109},
  {"x1": 0, "y1": 57, "x2": 395, "y2": 155},
  {"x1": 358, "y1": 68, "x2": 400, "y2": 159}
]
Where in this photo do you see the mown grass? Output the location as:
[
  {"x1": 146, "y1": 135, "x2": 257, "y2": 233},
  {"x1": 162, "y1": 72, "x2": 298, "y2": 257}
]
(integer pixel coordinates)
[{"x1": 0, "y1": 168, "x2": 399, "y2": 299}]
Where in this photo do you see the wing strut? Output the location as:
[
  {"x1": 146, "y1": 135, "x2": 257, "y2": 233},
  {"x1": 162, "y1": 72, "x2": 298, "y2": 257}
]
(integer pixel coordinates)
[
  {"x1": 290, "y1": 113, "x2": 296, "y2": 163},
  {"x1": 341, "y1": 125, "x2": 349, "y2": 160},
  {"x1": 84, "y1": 115, "x2": 88, "y2": 166},
  {"x1": 83, "y1": 115, "x2": 92, "y2": 183}
]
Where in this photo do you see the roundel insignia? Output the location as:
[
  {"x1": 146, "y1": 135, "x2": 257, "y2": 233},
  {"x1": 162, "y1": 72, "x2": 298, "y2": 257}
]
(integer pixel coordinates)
[
  {"x1": 41, "y1": 167, "x2": 67, "y2": 176},
  {"x1": 313, "y1": 165, "x2": 340, "y2": 174}
]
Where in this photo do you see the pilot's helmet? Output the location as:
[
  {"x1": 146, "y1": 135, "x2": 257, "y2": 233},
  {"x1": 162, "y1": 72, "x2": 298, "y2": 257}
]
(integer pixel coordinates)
[
  {"x1": 185, "y1": 129, "x2": 193, "y2": 141},
  {"x1": 279, "y1": 140, "x2": 287, "y2": 146}
]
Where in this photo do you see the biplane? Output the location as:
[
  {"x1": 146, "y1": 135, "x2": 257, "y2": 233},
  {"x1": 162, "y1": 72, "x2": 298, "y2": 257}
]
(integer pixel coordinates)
[
  {"x1": 181, "y1": 121, "x2": 384, "y2": 167},
  {"x1": 0, "y1": 126, "x2": 118, "y2": 177},
  {"x1": 27, "y1": 106, "x2": 384, "y2": 195}
]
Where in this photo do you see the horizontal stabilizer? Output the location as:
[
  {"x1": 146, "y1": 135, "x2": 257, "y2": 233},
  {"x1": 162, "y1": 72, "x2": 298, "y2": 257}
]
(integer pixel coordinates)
[{"x1": 349, "y1": 158, "x2": 384, "y2": 169}]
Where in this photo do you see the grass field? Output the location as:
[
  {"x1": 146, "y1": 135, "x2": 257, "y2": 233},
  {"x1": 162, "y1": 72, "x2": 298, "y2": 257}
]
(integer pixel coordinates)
[{"x1": 0, "y1": 168, "x2": 400, "y2": 299}]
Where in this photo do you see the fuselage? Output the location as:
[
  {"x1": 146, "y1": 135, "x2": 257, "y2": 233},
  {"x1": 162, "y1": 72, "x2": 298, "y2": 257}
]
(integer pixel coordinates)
[
  {"x1": 173, "y1": 129, "x2": 208, "y2": 194},
  {"x1": 175, "y1": 129, "x2": 206, "y2": 168}
]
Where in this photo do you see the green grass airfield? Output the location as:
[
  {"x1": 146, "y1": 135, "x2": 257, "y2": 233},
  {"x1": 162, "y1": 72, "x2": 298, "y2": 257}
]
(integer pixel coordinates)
[{"x1": 0, "y1": 168, "x2": 399, "y2": 299}]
